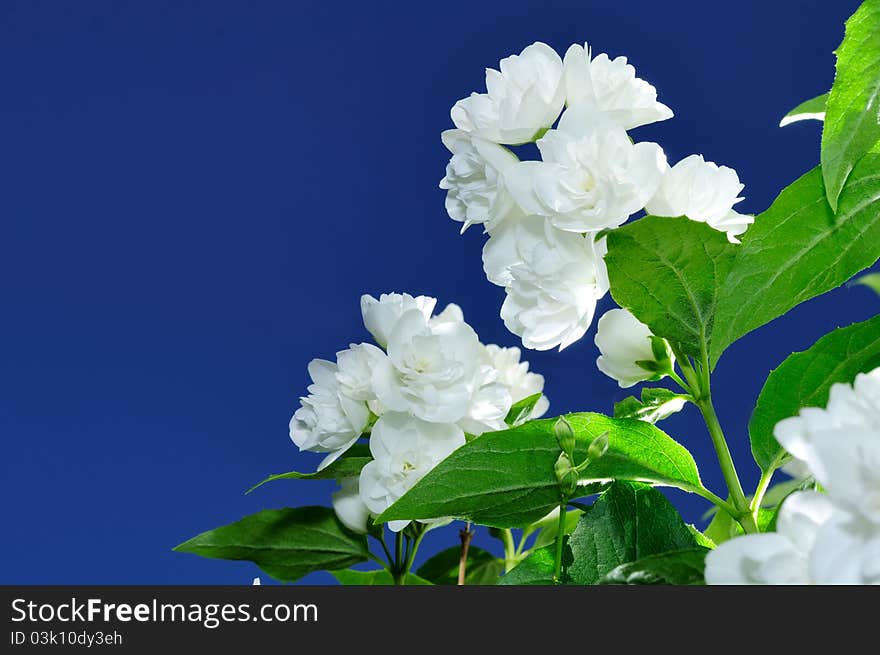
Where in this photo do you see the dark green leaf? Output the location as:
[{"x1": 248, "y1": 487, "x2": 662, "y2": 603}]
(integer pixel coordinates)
[
  {"x1": 598, "y1": 548, "x2": 709, "y2": 585},
  {"x1": 822, "y1": 0, "x2": 880, "y2": 210},
  {"x1": 711, "y1": 159, "x2": 880, "y2": 366},
  {"x1": 606, "y1": 216, "x2": 736, "y2": 359},
  {"x1": 246, "y1": 444, "x2": 372, "y2": 493},
  {"x1": 329, "y1": 569, "x2": 431, "y2": 585},
  {"x1": 749, "y1": 315, "x2": 880, "y2": 470},
  {"x1": 174, "y1": 507, "x2": 370, "y2": 583},
  {"x1": 613, "y1": 388, "x2": 689, "y2": 424},
  {"x1": 376, "y1": 413, "x2": 704, "y2": 529},
  {"x1": 566, "y1": 482, "x2": 699, "y2": 585},
  {"x1": 505, "y1": 393, "x2": 543, "y2": 426},
  {"x1": 416, "y1": 546, "x2": 504, "y2": 585},
  {"x1": 498, "y1": 545, "x2": 561, "y2": 585},
  {"x1": 779, "y1": 93, "x2": 827, "y2": 127}
]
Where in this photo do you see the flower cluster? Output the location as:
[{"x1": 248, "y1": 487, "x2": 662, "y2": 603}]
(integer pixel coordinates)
[
  {"x1": 706, "y1": 367, "x2": 880, "y2": 584},
  {"x1": 290, "y1": 293, "x2": 549, "y2": 533},
  {"x1": 440, "y1": 42, "x2": 753, "y2": 351}
]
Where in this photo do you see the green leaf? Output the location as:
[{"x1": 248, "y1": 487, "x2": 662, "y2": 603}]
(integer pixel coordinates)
[
  {"x1": 749, "y1": 315, "x2": 880, "y2": 470},
  {"x1": 687, "y1": 525, "x2": 716, "y2": 549},
  {"x1": 505, "y1": 392, "x2": 543, "y2": 426},
  {"x1": 852, "y1": 272, "x2": 880, "y2": 295},
  {"x1": 702, "y1": 506, "x2": 775, "y2": 544},
  {"x1": 416, "y1": 546, "x2": 504, "y2": 585},
  {"x1": 531, "y1": 509, "x2": 584, "y2": 549},
  {"x1": 613, "y1": 388, "x2": 689, "y2": 424},
  {"x1": 606, "y1": 216, "x2": 737, "y2": 359},
  {"x1": 779, "y1": 93, "x2": 827, "y2": 127},
  {"x1": 498, "y1": 545, "x2": 562, "y2": 585},
  {"x1": 174, "y1": 507, "x2": 370, "y2": 583},
  {"x1": 566, "y1": 482, "x2": 700, "y2": 585},
  {"x1": 329, "y1": 569, "x2": 432, "y2": 585},
  {"x1": 711, "y1": 159, "x2": 880, "y2": 366},
  {"x1": 598, "y1": 548, "x2": 709, "y2": 585},
  {"x1": 821, "y1": 0, "x2": 880, "y2": 210},
  {"x1": 246, "y1": 444, "x2": 372, "y2": 493},
  {"x1": 376, "y1": 413, "x2": 704, "y2": 529}
]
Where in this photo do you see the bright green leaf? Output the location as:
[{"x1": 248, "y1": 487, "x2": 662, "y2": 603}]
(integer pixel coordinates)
[
  {"x1": 246, "y1": 444, "x2": 372, "y2": 493},
  {"x1": 687, "y1": 525, "x2": 716, "y2": 549},
  {"x1": 821, "y1": 0, "x2": 880, "y2": 210},
  {"x1": 606, "y1": 216, "x2": 736, "y2": 359},
  {"x1": 749, "y1": 315, "x2": 880, "y2": 470},
  {"x1": 566, "y1": 482, "x2": 700, "y2": 585},
  {"x1": 498, "y1": 545, "x2": 561, "y2": 585},
  {"x1": 329, "y1": 569, "x2": 432, "y2": 585},
  {"x1": 711, "y1": 160, "x2": 880, "y2": 367},
  {"x1": 416, "y1": 545, "x2": 504, "y2": 585},
  {"x1": 613, "y1": 388, "x2": 689, "y2": 424},
  {"x1": 598, "y1": 548, "x2": 709, "y2": 585},
  {"x1": 505, "y1": 392, "x2": 543, "y2": 426},
  {"x1": 376, "y1": 413, "x2": 704, "y2": 529},
  {"x1": 852, "y1": 272, "x2": 880, "y2": 295},
  {"x1": 531, "y1": 509, "x2": 584, "y2": 550},
  {"x1": 779, "y1": 93, "x2": 827, "y2": 127},
  {"x1": 173, "y1": 507, "x2": 370, "y2": 583}
]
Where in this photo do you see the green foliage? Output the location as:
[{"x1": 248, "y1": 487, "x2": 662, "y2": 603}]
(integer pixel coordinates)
[
  {"x1": 598, "y1": 548, "x2": 709, "y2": 585},
  {"x1": 779, "y1": 93, "x2": 827, "y2": 127},
  {"x1": 246, "y1": 444, "x2": 372, "y2": 493},
  {"x1": 376, "y1": 413, "x2": 704, "y2": 529},
  {"x1": 853, "y1": 272, "x2": 880, "y2": 295},
  {"x1": 416, "y1": 545, "x2": 504, "y2": 585},
  {"x1": 174, "y1": 507, "x2": 371, "y2": 583},
  {"x1": 529, "y1": 509, "x2": 584, "y2": 550},
  {"x1": 566, "y1": 482, "x2": 701, "y2": 585},
  {"x1": 505, "y1": 392, "x2": 543, "y2": 426},
  {"x1": 821, "y1": 0, "x2": 880, "y2": 210},
  {"x1": 498, "y1": 545, "x2": 562, "y2": 585},
  {"x1": 613, "y1": 388, "x2": 689, "y2": 424},
  {"x1": 330, "y1": 569, "x2": 432, "y2": 585},
  {"x1": 749, "y1": 315, "x2": 880, "y2": 470}
]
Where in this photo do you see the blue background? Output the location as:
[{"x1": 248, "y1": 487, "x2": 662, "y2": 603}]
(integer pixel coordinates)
[{"x1": 2, "y1": 0, "x2": 875, "y2": 584}]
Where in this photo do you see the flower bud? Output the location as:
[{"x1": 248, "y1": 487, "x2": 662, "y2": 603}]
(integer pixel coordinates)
[
  {"x1": 554, "y1": 452, "x2": 579, "y2": 497},
  {"x1": 587, "y1": 431, "x2": 610, "y2": 460},
  {"x1": 554, "y1": 416, "x2": 576, "y2": 458}
]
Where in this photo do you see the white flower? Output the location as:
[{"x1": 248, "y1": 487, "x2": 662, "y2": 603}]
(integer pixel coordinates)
[
  {"x1": 451, "y1": 42, "x2": 566, "y2": 145},
  {"x1": 332, "y1": 477, "x2": 371, "y2": 534},
  {"x1": 359, "y1": 412, "x2": 465, "y2": 532},
  {"x1": 594, "y1": 308, "x2": 672, "y2": 388},
  {"x1": 563, "y1": 43, "x2": 673, "y2": 130},
  {"x1": 360, "y1": 293, "x2": 436, "y2": 349},
  {"x1": 646, "y1": 154, "x2": 754, "y2": 243},
  {"x1": 457, "y1": 360, "x2": 512, "y2": 436},
  {"x1": 335, "y1": 342, "x2": 385, "y2": 401},
  {"x1": 774, "y1": 369, "x2": 880, "y2": 526},
  {"x1": 705, "y1": 491, "x2": 833, "y2": 585},
  {"x1": 483, "y1": 344, "x2": 549, "y2": 419},
  {"x1": 491, "y1": 218, "x2": 608, "y2": 351},
  {"x1": 290, "y1": 359, "x2": 369, "y2": 470},
  {"x1": 503, "y1": 105, "x2": 666, "y2": 232},
  {"x1": 371, "y1": 308, "x2": 482, "y2": 423},
  {"x1": 439, "y1": 129, "x2": 520, "y2": 233},
  {"x1": 252, "y1": 577, "x2": 261, "y2": 585}
]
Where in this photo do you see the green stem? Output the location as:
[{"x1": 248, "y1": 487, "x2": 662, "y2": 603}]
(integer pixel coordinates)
[
  {"x1": 392, "y1": 531, "x2": 405, "y2": 585},
  {"x1": 553, "y1": 504, "x2": 566, "y2": 582},
  {"x1": 371, "y1": 533, "x2": 394, "y2": 568},
  {"x1": 500, "y1": 528, "x2": 517, "y2": 573},
  {"x1": 750, "y1": 465, "x2": 778, "y2": 516},
  {"x1": 667, "y1": 369, "x2": 691, "y2": 394},
  {"x1": 403, "y1": 529, "x2": 426, "y2": 577},
  {"x1": 680, "y1": 483, "x2": 739, "y2": 518}
]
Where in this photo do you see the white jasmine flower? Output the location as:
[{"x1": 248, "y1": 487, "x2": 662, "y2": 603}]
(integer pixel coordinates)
[
  {"x1": 371, "y1": 308, "x2": 482, "y2": 423},
  {"x1": 451, "y1": 42, "x2": 566, "y2": 145},
  {"x1": 335, "y1": 342, "x2": 385, "y2": 401},
  {"x1": 646, "y1": 154, "x2": 754, "y2": 243},
  {"x1": 483, "y1": 344, "x2": 549, "y2": 419},
  {"x1": 594, "y1": 308, "x2": 673, "y2": 388},
  {"x1": 439, "y1": 129, "x2": 521, "y2": 233},
  {"x1": 457, "y1": 361, "x2": 512, "y2": 436},
  {"x1": 705, "y1": 491, "x2": 833, "y2": 585},
  {"x1": 503, "y1": 105, "x2": 666, "y2": 232},
  {"x1": 359, "y1": 412, "x2": 465, "y2": 532},
  {"x1": 332, "y1": 477, "x2": 371, "y2": 534},
  {"x1": 429, "y1": 302, "x2": 466, "y2": 328},
  {"x1": 360, "y1": 293, "x2": 437, "y2": 349},
  {"x1": 482, "y1": 214, "x2": 546, "y2": 288},
  {"x1": 495, "y1": 219, "x2": 609, "y2": 351},
  {"x1": 290, "y1": 359, "x2": 369, "y2": 470},
  {"x1": 563, "y1": 43, "x2": 673, "y2": 130}
]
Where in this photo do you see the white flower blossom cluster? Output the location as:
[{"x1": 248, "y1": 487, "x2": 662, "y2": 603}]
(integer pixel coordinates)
[
  {"x1": 289, "y1": 293, "x2": 549, "y2": 533},
  {"x1": 440, "y1": 42, "x2": 753, "y2": 351},
  {"x1": 706, "y1": 367, "x2": 880, "y2": 584}
]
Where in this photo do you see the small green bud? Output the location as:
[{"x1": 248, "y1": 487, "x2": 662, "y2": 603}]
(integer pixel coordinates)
[
  {"x1": 587, "y1": 431, "x2": 610, "y2": 460},
  {"x1": 554, "y1": 416, "x2": 576, "y2": 457},
  {"x1": 649, "y1": 335, "x2": 672, "y2": 364},
  {"x1": 554, "y1": 452, "x2": 579, "y2": 497},
  {"x1": 635, "y1": 359, "x2": 662, "y2": 373}
]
